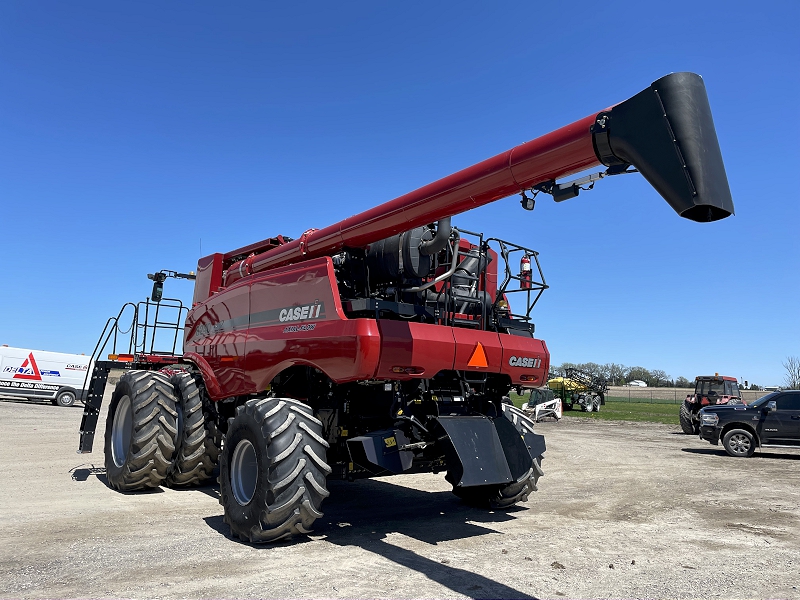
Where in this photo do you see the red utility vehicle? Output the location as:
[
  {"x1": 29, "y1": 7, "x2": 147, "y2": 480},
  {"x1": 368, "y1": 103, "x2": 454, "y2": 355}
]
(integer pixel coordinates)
[
  {"x1": 680, "y1": 374, "x2": 742, "y2": 434},
  {"x1": 79, "y1": 72, "x2": 734, "y2": 543}
]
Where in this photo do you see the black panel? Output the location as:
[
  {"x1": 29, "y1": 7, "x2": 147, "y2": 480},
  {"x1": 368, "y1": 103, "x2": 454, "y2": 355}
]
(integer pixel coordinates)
[
  {"x1": 435, "y1": 416, "x2": 513, "y2": 487},
  {"x1": 346, "y1": 429, "x2": 414, "y2": 475},
  {"x1": 493, "y1": 415, "x2": 534, "y2": 481}
]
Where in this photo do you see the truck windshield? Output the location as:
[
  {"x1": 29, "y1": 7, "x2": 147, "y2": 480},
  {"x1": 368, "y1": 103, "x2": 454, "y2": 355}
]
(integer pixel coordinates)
[{"x1": 696, "y1": 380, "x2": 725, "y2": 396}]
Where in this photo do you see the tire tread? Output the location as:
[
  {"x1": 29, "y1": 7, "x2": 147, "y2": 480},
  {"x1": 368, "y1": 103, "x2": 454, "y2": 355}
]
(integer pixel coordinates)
[
  {"x1": 104, "y1": 370, "x2": 179, "y2": 491},
  {"x1": 220, "y1": 397, "x2": 330, "y2": 543},
  {"x1": 165, "y1": 372, "x2": 221, "y2": 487}
]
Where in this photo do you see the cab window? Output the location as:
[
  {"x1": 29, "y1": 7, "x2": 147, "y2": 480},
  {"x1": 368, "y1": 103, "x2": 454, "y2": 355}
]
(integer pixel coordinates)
[{"x1": 775, "y1": 394, "x2": 800, "y2": 411}]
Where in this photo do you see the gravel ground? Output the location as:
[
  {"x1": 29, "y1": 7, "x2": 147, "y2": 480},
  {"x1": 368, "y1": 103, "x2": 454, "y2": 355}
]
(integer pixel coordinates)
[{"x1": 0, "y1": 394, "x2": 798, "y2": 599}]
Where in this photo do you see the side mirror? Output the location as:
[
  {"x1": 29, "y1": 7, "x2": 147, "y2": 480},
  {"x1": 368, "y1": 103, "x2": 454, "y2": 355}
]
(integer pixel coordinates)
[
  {"x1": 151, "y1": 281, "x2": 164, "y2": 303},
  {"x1": 766, "y1": 400, "x2": 777, "y2": 413}
]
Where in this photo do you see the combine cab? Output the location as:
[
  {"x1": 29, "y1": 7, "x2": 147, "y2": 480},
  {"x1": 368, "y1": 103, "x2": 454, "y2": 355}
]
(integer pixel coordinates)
[{"x1": 680, "y1": 374, "x2": 742, "y2": 434}]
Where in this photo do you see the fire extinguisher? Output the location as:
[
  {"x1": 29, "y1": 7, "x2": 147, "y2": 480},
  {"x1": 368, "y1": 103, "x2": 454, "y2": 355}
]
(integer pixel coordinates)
[{"x1": 520, "y1": 254, "x2": 532, "y2": 289}]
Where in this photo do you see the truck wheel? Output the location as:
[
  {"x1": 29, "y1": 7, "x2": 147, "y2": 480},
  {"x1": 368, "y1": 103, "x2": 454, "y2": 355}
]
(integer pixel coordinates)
[
  {"x1": 679, "y1": 400, "x2": 697, "y2": 435},
  {"x1": 451, "y1": 405, "x2": 544, "y2": 509},
  {"x1": 582, "y1": 397, "x2": 594, "y2": 413},
  {"x1": 104, "y1": 371, "x2": 179, "y2": 491},
  {"x1": 592, "y1": 397, "x2": 601, "y2": 412},
  {"x1": 722, "y1": 429, "x2": 756, "y2": 457},
  {"x1": 165, "y1": 372, "x2": 221, "y2": 487},
  {"x1": 219, "y1": 397, "x2": 331, "y2": 543},
  {"x1": 55, "y1": 389, "x2": 76, "y2": 407}
]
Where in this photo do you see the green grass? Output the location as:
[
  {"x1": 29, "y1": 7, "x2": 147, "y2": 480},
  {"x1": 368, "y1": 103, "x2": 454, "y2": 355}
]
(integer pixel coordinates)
[
  {"x1": 605, "y1": 395, "x2": 681, "y2": 405},
  {"x1": 510, "y1": 394, "x2": 680, "y2": 425}
]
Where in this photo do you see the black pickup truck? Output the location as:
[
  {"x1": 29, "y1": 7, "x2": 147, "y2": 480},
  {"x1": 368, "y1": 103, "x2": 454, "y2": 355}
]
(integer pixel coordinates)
[{"x1": 698, "y1": 390, "x2": 800, "y2": 457}]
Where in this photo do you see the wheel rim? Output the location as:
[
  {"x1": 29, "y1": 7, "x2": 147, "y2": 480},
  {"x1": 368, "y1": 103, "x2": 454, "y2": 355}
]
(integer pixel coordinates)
[
  {"x1": 59, "y1": 392, "x2": 75, "y2": 406},
  {"x1": 729, "y1": 433, "x2": 751, "y2": 455},
  {"x1": 231, "y1": 439, "x2": 258, "y2": 506},
  {"x1": 111, "y1": 395, "x2": 133, "y2": 468}
]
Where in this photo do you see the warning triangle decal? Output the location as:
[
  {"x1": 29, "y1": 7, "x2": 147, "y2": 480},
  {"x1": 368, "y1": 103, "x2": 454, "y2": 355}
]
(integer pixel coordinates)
[
  {"x1": 13, "y1": 353, "x2": 42, "y2": 381},
  {"x1": 467, "y1": 342, "x2": 489, "y2": 368}
]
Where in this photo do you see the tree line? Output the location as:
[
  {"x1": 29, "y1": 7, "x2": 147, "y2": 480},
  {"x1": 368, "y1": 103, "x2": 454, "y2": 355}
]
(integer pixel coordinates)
[
  {"x1": 551, "y1": 356, "x2": 800, "y2": 390},
  {"x1": 551, "y1": 362, "x2": 741, "y2": 389}
]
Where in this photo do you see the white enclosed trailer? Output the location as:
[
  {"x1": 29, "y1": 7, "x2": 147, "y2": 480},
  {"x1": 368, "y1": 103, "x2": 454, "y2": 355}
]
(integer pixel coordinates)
[{"x1": 0, "y1": 346, "x2": 91, "y2": 407}]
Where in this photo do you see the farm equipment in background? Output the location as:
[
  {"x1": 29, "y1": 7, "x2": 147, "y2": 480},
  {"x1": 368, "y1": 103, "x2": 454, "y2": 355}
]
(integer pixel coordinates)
[
  {"x1": 521, "y1": 386, "x2": 563, "y2": 421},
  {"x1": 547, "y1": 368, "x2": 609, "y2": 412},
  {"x1": 78, "y1": 72, "x2": 734, "y2": 543},
  {"x1": 680, "y1": 374, "x2": 742, "y2": 434}
]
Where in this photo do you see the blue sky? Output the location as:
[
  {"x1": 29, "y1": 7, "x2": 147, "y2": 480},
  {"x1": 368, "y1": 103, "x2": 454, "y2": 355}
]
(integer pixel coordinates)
[{"x1": 1, "y1": 1, "x2": 797, "y2": 386}]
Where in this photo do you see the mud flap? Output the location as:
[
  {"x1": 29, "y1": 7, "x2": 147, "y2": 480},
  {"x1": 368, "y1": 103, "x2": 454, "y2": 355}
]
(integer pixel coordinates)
[
  {"x1": 435, "y1": 415, "x2": 545, "y2": 488},
  {"x1": 347, "y1": 429, "x2": 414, "y2": 475}
]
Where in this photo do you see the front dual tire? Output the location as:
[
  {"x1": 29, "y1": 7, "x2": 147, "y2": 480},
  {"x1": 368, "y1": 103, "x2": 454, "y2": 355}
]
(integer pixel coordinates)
[
  {"x1": 103, "y1": 370, "x2": 219, "y2": 491},
  {"x1": 104, "y1": 371, "x2": 178, "y2": 491}
]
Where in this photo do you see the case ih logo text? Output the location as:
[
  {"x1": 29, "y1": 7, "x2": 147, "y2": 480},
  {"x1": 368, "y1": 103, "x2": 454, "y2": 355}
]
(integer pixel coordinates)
[
  {"x1": 4, "y1": 353, "x2": 43, "y2": 380},
  {"x1": 508, "y1": 356, "x2": 541, "y2": 369},
  {"x1": 279, "y1": 302, "x2": 324, "y2": 322}
]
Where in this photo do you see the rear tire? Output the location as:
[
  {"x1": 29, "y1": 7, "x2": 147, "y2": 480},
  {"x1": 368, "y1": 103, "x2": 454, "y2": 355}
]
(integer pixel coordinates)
[
  {"x1": 451, "y1": 404, "x2": 544, "y2": 509},
  {"x1": 722, "y1": 428, "x2": 756, "y2": 457},
  {"x1": 679, "y1": 400, "x2": 697, "y2": 435},
  {"x1": 104, "y1": 371, "x2": 179, "y2": 491},
  {"x1": 55, "y1": 389, "x2": 76, "y2": 407},
  {"x1": 219, "y1": 397, "x2": 331, "y2": 543},
  {"x1": 165, "y1": 372, "x2": 221, "y2": 487}
]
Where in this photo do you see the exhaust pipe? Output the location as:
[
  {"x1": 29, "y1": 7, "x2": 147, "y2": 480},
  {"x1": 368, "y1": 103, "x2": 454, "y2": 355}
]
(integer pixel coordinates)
[
  {"x1": 592, "y1": 72, "x2": 733, "y2": 222},
  {"x1": 418, "y1": 217, "x2": 451, "y2": 256}
]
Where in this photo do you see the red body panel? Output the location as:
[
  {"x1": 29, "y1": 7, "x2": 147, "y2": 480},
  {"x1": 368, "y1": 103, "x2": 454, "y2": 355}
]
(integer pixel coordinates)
[
  {"x1": 185, "y1": 261, "x2": 551, "y2": 399},
  {"x1": 244, "y1": 258, "x2": 380, "y2": 389},
  {"x1": 185, "y1": 279, "x2": 252, "y2": 396},
  {"x1": 452, "y1": 329, "x2": 503, "y2": 372},
  {"x1": 376, "y1": 321, "x2": 456, "y2": 379},
  {"x1": 192, "y1": 253, "x2": 224, "y2": 307},
  {"x1": 497, "y1": 335, "x2": 549, "y2": 385}
]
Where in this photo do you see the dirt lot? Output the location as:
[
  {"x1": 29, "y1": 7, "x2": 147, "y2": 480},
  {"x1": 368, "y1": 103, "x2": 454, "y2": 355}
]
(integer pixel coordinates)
[{"x1": 1, "y1": 394, "x2": 798, "y2": 599}]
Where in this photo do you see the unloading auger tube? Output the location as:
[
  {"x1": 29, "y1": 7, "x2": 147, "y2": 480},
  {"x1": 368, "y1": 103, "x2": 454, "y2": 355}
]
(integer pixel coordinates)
[
  {"x1": 79, "y1": 72, "x2": 734, "y2": 544},
  {"x1": 219, "y1": 71, "x2": 733, "y2": 285}
]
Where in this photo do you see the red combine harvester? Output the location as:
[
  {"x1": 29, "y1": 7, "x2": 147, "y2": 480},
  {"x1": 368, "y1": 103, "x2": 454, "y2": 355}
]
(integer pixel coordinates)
[{"x1": 79, "y1": 72, "x2": 734, "y2": 543}]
